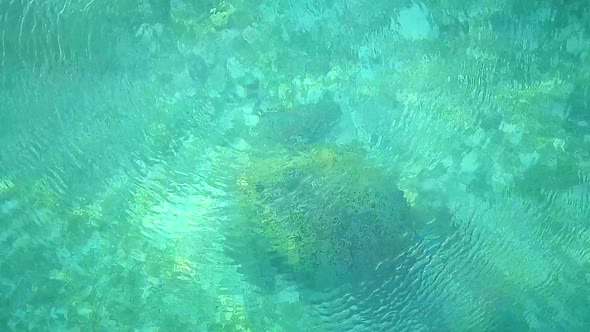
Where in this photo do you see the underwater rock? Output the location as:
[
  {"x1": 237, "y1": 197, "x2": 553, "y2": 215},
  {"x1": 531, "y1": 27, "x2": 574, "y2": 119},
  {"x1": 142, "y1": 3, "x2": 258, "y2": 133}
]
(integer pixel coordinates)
[{"x1": 231, "y1": 145, "x2": 452, "y2": 292}]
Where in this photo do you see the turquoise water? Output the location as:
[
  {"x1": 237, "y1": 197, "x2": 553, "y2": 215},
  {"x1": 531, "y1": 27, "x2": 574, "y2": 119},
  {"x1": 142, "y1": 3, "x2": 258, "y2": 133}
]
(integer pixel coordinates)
[{"x1": 1, "y1": 0, "x2": 590, "y2": 330}]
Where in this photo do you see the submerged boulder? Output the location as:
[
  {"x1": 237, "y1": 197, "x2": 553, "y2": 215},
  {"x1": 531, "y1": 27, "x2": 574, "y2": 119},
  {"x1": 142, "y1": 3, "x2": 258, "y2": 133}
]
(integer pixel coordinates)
[{"x1": 232, "y1": 144, "x2": 421, "y2": 290}]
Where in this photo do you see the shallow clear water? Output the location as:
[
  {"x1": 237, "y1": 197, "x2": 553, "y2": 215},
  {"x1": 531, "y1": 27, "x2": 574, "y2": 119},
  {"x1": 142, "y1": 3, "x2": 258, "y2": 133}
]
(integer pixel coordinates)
[{"x1": 1, "y1": 1, "x2": 590, "y2": 331}]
